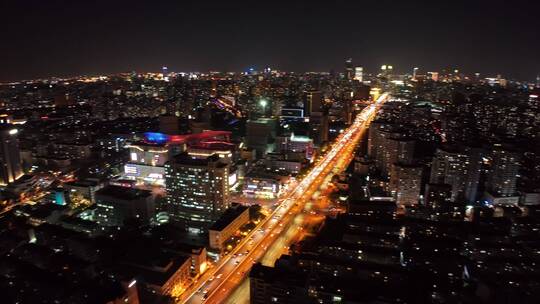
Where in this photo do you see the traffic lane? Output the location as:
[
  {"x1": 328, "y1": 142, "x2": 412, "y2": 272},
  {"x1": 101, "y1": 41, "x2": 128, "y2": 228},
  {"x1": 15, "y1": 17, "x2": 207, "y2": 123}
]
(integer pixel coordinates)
[
  {"x1": 203, "y1": 198, "x2": 308, "y2": 303},
  {"x1": 215, "y1": 97, "x2": 388, "y2": 302},
  {"x1": 207, "y1": 158, "x2": 349, "y2": 301},
  {"x1": 200, "y1": 212, "x2": 295, "y2": 303},
  {"x1": 185, "y1": 99, "x2": 387, "y2": 303},
  {"x1": 183, "y1": 191, "x2": 293, "y2": 302}
]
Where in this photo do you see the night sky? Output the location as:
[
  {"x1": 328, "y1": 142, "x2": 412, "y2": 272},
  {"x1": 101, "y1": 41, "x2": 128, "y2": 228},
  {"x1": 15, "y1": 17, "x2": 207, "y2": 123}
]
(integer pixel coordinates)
[{"x1": 1, "y1": 0, "x2": 539, "y2": 82}]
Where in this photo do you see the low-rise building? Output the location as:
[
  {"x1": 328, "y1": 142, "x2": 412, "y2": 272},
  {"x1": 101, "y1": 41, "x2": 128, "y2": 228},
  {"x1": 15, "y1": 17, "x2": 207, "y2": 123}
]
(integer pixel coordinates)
[
  {"x1": 208, "y1": 203, "x2": 250, "y2": 252},
  {"x1": 95, "y1": 185, "x2": 155, "y2": 226},
  {"x1": 64, "y1": 178, "x2": 104, "y2": 204},
  {"x1": 243, "y1": 171, "x2": 286, "y2": 199},
  {"x1": 265, "y1": 152, "x2": 306, "y2": 175}
]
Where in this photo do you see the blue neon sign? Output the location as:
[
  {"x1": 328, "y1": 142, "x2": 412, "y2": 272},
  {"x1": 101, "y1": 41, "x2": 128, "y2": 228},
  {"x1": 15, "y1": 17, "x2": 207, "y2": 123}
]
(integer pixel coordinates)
[{"x1": 144, "y1": 132, "x2": 169, "y2": 144}]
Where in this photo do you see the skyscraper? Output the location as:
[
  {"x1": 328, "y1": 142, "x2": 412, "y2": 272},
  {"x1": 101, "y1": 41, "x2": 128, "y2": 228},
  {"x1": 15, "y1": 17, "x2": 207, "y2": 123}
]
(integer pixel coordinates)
[
  {"x1": 383, "y1": 137, "x2": 415, "y2": 177},
  {"x1": 367, "y1": 121, "x2": 385, "y2": 158},
  {"x1": 245, "y1": 118, "x2": 277, "y2": 157},
  {"x1": 487, "y1": 146, "x2": 520, "y2": 197},
  {"x1": 164, "y1": 152, "x2": 229, "y2": 233},
  {"x1": 430, "y1": 146, "x2": 483, "y2": 203},
  {"x1": 375, "y1": 127, "x2": 394, "y2": 171},
  {"x1": 354, "y1": 66, "x2": 363, "y2": 82},
  {"x1": 412, "y1": 67, "x2": 419, "y2": 80},
  {"x1": 345, "y1": 58, "x2": 354, "y2": 80},
  {"x1": 368, "y1": 122, "x2": 412, "y2": 177},
  {"x1": 309, "y1": 111, "x2": 329, "y2": 146},
  {"x1": 389, "y1": 163, "x2": 423, "y2": 206},
  {"x1": 162, "y1": 66, "x2": 169, "y2": 79},
  {"x1": 0, "y1": 124, "x2": 23, "y2": 186},
  {"x1": 303, "y1": 90, "x2": 323, "y2": 116},
  {"x1": 303, "y1": 90, "x2": 328, "y2": 146}
]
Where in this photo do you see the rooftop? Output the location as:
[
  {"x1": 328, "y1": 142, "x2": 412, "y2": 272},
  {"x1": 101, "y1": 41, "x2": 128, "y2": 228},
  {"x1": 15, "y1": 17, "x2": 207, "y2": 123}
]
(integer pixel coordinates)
[
  {"x1": 209, "y1": 203, "x2": 249, "y2": 231},
  {"x1": 65, "y1": 178, "x2": 101, "y2": 188},
  {"x1": 169, "y1": 152, "x2": 225, "y2": 167},
  {"x1": 95, "y1": 185, "x2": 152, "y2": 201}
]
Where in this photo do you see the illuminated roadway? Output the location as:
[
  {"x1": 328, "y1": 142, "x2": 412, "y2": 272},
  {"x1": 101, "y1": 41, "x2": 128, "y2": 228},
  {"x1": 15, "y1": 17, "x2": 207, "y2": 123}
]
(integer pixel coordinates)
[{"x1": 177, "y1": 93, "x2": 389, "y2": 304}]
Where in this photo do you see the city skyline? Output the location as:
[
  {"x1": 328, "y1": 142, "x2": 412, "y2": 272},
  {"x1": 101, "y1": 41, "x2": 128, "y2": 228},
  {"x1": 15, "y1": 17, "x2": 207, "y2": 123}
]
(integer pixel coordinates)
[
  {"x1": 1, "y1": 0, "x2": 540, "y2": 81},
  {"x1": 1, "y1": 1, "x2": 539, "y2": 303}
]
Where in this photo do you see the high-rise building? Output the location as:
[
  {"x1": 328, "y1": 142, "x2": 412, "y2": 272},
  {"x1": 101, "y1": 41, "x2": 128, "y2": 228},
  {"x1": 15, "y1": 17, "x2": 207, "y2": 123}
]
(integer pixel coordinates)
[
  {"x1": 368, "y1": 122, "x2": 413, "y2": 177},
  {"x1": 430, "y1": 146, "x2": 483, "y2": 203},
  {"x1": 389, "y1": 163, "x2": 423, "y2": 206},
  {"x1": 367, "y1": 121, "x2": 385, "y2": 158},
  {"x1": 354, "y1": 66, "x2": 363, "y2": 82},
  {"x1": 303, "y1": 90, "x2": 323, "y2": 116},
  {"x1": 164, "y1": 152, "x2": 229, "y2": 233},
  {"x1": 245, "y1": 118, "x2": 277, "y2": 158},
  {"x1": 309, "y1": 111, "x2": 329, "y2": 146},
  {"x1": 162, "y1": 66, "x2": 169, "y2": 80},
  {"x1": 375, "y1": 129, "x2": 394, "y2": 174},
  {"x1": 303, "y1": 90, "x2": 328, "y2": 147},
  {"x1": 0, "y1": 124, "x2": 23, "y2": 186},
  {"x1": 345, "y1": 58, "x2": 354, "y2": 80},
  {"x1": 95, "y1": 185, "x2": 155, "y2": 227},
  {"x1": 383, "y1": 137, "x2": 415, "y2": 176},
  {"x1": 424, "y1": 183, "x2": 452, "y2": 208},
  {"x1": 487, "y1": 146, "x2": 520, "y2": 197}
]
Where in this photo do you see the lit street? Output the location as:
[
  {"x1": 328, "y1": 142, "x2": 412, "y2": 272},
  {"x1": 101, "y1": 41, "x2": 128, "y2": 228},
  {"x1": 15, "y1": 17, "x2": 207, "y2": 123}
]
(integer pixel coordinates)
[
  {"x1": 2, "y1": 2, "x2": 538, "y2": 302},
  {"x1": 178, "y1": 93, "x2": 389, "y2": 304}
]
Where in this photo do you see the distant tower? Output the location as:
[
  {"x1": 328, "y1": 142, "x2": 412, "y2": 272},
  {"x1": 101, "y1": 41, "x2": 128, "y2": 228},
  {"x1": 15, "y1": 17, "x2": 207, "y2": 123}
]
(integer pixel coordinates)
[
  {"x1": 162, "y1": 66, "x2": 169, "y2": 80},
  {"x1": 345, "y1": 58, "x2": 354, "y2": 80},
  {"x1": 0, "y1": 124, "x2": 23, "y2": 186},
  {"x1": 354, "y1": 67, "x2": 364, "y2": 82},
  {"x1": 381, "y1": 64, "x2": 393, "y2": 78},
  {"x1": 303, "y1": 90, "x2": 323, "y2": 116},
  {"x1": 536, "y1": 75, "x2": 540, "y2": 88},
  {"x1": 412, "y1": 67, "x2": 419, "y2": 80}
]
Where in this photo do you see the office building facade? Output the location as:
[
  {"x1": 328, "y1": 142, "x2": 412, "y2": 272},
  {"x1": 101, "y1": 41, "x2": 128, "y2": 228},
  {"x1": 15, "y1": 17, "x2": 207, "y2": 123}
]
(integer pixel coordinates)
[
  {"x1": 487, "y1": 146, "x2": 520, "y2": 197},
  {"x1": 430, "y1": 146, "x2": 482, "y2": 203},
  {"x1": 95, "y1": 185, "x2": 155, "y2": 226},
  {"x1": 165, "y1": 153, "x2": 229, "y2": 233}
]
